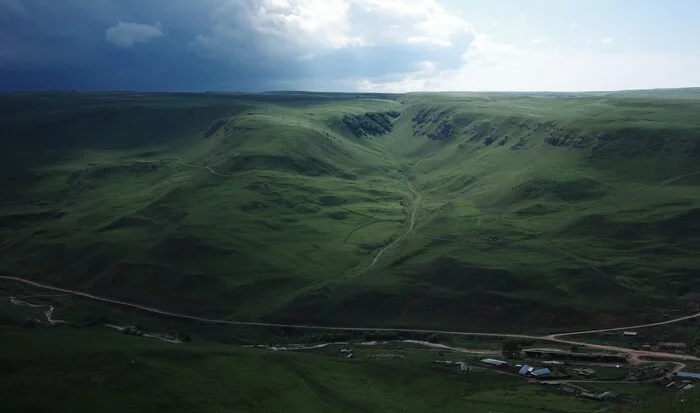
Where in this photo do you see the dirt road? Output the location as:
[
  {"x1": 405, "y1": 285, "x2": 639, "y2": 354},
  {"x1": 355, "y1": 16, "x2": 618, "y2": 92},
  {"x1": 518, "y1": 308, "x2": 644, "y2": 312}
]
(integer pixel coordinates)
[
  {"x1": 4, "y1": 295, "x2": 66, "y2": 325},
  {"x1": 546, "y1": 312, "x2": 700, "y2": 338},
  {"x1": 363, "y1": 180, "x2": 420, "y2": 271},
  {"x1": 2, "y1": 275, "x2": 699, "y2": 365},
  {"x1": 175, "y1": 160, "x2": 230, "y2": 177}
]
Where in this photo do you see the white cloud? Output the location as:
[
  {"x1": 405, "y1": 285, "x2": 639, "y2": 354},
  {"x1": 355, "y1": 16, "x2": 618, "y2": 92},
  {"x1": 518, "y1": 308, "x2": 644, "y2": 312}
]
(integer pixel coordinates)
[
  {"x1": 191, "y1": 0, "x2": 474, "y2": 60},
  {"x1": 252, "y1": 0, "x2": 361, "y2": 49},
  {"x1": 105, "y1": 21, "x2": 164, "y2": 48},
  {"x1": 414, "y1": 60, "x2": 436, "y2": 71},
  {"x1": 569, "y1": 22, "x2": 580, "y2": 29},
  {"x1": 601, "y1": 37, "x2": 613, "y2": 45},
  {"x1": 354, "y1": 35, "x2": 700, "y2": 92},
  {"x1": 528, "y1": 36, "x2": 548, "y2": 44}
]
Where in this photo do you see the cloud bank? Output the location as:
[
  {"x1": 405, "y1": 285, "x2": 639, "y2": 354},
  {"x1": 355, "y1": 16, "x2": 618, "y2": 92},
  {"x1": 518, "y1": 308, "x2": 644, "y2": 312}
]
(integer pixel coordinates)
[{"x1": 0, "y1": 0, "x2": 698, "y2": 91}]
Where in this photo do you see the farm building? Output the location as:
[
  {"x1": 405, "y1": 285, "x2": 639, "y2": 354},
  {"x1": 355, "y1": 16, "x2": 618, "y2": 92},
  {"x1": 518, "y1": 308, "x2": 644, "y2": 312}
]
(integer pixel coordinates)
[
  {"x1": 622, "y1": 331, "x2": 637, "y2": 337},
  {"x1": 522, "y1": 348, "x2": 627, "y2": 363},
  {"x1": 675, "y1": 372, "x2": 700, "y2": 380},
  {"x1": 658, "y1": 342, "x2": 687, "y2": 351},
  {"x1": 601, "y1": 391, "x2": 621, "y2": 401},
  {"x1": 480, "y1": 358, "x2": 508, "y2": 367},
  {"x1": 666, "y1": 381, "x2": 695, "y2": 391},
  {"x1": 433, "y1": 360, "x2": 456, "y2": 366},
  {"x1": 573, "y1": 368, "x2": 596, "y2": 377},
  {"x1": 531, "y1": 368, "x2": 551, "y2": 378},
  {"x1": 561, "y1": 386, "x2": 579, "y2": 395},
  {"x1": 370, "y1": 354, "x2": 405, "y2": 360},
  {"x1": 518, "y1": 364, "x2": 533, "y2": 375}
]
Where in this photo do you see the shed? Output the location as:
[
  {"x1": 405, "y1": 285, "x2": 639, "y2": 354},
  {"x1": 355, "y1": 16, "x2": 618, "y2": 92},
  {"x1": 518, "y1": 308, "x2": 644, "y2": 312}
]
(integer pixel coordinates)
[
  {"x1": 658, "y1": 342, "x2": 687, "y2": 349},
  {"x1": 601, "y1": 391, "x2": 621, "y2": 401},
  {"x1": 531, "y1": 368, "x2": 551, "y2": 378},
  {"x1": 623, "y1": 331, "x2": 637, "y2": 337},
  {"x1": 574, "y1": 368, "x2": 596, "y2": 377},
  {"x1": 561, "y1": 386, "x2": 579, "y2": 395},
  {"x1": 675, "y1": 372, "x2": 700, "y2": 380},
  {"x1": 519, "y1": 364, "x2": 532, "y2": 375},
  {"x1": 666, "y1": 381, "x2": 693, "y2": 391},
  {"x1": 370, "y1": 354, "x2": 405, "y2": 360},
  {"x1": 460, "y1": 362, "x2": 470, "y2": 373},
  {"x1": 481, "y1": 358, "x2": 508, "y2": 367}
]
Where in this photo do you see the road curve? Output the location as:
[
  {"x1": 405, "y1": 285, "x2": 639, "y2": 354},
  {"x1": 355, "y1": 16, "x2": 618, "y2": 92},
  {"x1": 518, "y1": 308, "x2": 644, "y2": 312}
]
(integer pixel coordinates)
[{"x1": 2, "y1": 275, "x2": 699, "y2": 364}]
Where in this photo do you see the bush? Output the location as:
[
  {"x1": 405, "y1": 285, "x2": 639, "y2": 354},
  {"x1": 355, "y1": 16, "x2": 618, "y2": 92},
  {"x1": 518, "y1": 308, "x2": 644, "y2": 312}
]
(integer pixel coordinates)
[{"x1": 502, "y1": 339, "x2": 533, "y2": 358}]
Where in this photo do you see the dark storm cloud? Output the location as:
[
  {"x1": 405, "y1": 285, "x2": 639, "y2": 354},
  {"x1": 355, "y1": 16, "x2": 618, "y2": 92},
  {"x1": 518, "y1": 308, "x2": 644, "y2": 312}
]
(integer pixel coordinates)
[{"x1": 0, "y1": 0, "x2": 473, "y2": 91}]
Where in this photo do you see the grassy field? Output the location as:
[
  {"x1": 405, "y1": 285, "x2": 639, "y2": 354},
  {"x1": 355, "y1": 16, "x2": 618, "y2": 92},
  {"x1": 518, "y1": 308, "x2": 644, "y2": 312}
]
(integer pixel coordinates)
[
  {"x1": 4, "y1": 324, "x2": 695, "y2": 413},
  {"x1": 1, "y1": 90, "x2": 700, "y2": 338}
]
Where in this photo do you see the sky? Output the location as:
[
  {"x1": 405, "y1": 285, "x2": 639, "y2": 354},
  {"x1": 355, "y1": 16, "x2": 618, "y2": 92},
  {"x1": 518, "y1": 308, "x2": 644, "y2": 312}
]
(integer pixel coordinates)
[{"x1": 1, "y1": 0, "x2": 699, "y2": 92}]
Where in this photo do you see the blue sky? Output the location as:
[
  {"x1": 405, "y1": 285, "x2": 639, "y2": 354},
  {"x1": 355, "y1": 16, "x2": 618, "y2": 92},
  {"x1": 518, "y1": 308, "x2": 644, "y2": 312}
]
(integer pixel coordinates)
[{"x1": 1, "y1": 0, "x2": 699, "y2": 92}]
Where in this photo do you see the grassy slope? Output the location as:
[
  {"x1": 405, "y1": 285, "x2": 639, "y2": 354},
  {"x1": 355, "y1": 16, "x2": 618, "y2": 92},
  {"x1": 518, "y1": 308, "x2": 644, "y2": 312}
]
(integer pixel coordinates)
[
  {"x1": 1, "y1": 91, "x2": 700, "y2": 334},
  {"x1": 0, "y1": 92, "x2": 408, "y2": 320},
  {"x1": 305, "y1": 92, "x2": 700, "y2": 332}
]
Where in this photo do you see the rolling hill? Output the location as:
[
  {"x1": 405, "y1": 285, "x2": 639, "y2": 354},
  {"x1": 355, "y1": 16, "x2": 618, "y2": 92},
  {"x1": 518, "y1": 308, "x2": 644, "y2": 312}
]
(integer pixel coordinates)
[{"x1": 1, "y1": 90, "x2": 700, "y2": 334}]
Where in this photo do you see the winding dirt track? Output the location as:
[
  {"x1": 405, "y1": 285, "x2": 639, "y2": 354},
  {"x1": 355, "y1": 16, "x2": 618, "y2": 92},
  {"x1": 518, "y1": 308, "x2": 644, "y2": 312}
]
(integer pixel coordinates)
[
  {"x1": 175, "y1": 160, "x2": 230, "y2": 177},
  {"x1": 1, "y1": 275, "x2": 699, "y2": 364},
  {"x1": 363, "y1": 180, "x2": 420, "y2": 271}
]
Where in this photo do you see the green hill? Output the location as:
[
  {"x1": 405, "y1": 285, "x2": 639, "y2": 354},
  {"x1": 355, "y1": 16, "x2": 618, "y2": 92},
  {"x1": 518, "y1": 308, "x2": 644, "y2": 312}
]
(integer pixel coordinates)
[{"x1": 1, "y1": 90, "x2": 700, "y2": 333}]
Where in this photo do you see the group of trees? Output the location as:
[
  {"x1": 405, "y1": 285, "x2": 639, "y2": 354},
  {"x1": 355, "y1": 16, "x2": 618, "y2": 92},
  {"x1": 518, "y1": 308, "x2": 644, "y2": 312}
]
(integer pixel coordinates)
[{"x1": 501, "y1": 339, "x2": 535, "y2": 358}]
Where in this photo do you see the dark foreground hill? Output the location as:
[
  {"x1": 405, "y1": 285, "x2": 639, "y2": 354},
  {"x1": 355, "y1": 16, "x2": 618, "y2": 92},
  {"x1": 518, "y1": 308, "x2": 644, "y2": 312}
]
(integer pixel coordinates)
[{"x1": 1, "y1": 90, "x2": 700, "y2": 333}]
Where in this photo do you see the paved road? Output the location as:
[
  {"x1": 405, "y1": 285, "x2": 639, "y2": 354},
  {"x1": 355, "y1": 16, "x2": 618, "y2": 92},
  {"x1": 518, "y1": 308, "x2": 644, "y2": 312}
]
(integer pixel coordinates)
[{"x1": 2, "y1": 275, "x2": 699, "y2": 365}]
